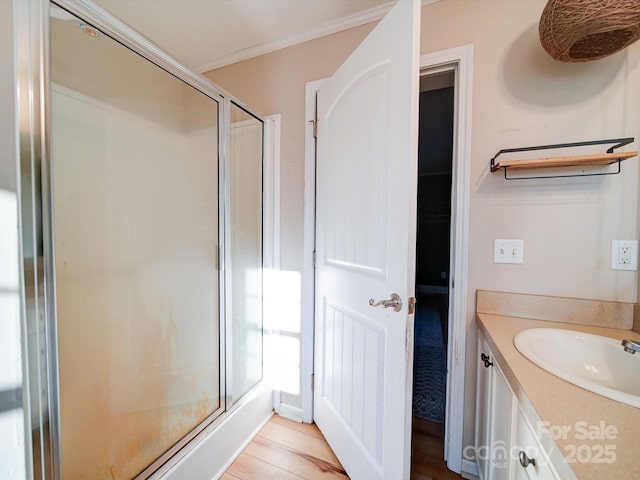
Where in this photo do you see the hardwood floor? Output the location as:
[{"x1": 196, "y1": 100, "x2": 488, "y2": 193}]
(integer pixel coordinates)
[
  {"x1": 223, "y1": 415, "x2": 348, "y2": 480},
  {"x1": 224, "y1": 414, "x2": 464, "y2": 480},
  {"x1": 411, "y1": 417, "x2": 465, "y2": 480}
]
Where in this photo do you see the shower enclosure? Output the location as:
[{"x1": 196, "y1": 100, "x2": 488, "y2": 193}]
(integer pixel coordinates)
[{"x1": 18, "y1": 1, "x2": 266, "y2": 478}]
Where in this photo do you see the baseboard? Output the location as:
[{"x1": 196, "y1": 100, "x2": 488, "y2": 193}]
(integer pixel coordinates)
[
  {"x1": 277, "y1": 403, "x2": 304, "y2": 423},
  {"x1": 155, "y1": 383, "x2": 273, "y2": 480},
  {"x1": 273, "y1": 388, "x2": 305, "y2": 423},
  {"x1": 212, "y1": 410, "x2": 274, "y2": 478},
  {"x1": 460, "y1": 458, "x2": 479, "y2": 479}
]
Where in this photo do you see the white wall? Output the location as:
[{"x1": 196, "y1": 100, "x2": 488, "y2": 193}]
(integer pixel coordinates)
[
  {"x1": 423, "y1": 0, "x2": 639, "y2": 301},
  {"x1": 0, "y1": 1, "x2": 28, "y2": 478}
]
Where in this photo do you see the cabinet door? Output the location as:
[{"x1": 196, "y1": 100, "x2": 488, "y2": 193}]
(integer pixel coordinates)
[
  {"x1": 514, "y1": 409, "x2": 560, "y2": 480},
  {"x1": 490, "y1": 363, "x2": 516, "y2": 479},
  {"x1": 475, "y1": 331, "x2": 493, "y2": 480}
]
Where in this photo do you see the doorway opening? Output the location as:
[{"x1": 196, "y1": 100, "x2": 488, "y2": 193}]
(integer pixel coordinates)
[{"x1": 411, "y1": 69, "x2": 461, "y2": 480}]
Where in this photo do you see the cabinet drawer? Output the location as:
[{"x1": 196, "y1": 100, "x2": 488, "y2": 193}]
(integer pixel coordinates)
[{"x1": 514, "y1": 409, "x2": 559, "y2": 480}]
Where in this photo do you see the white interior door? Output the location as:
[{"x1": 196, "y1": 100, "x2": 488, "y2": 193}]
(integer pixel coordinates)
[{"x1": 313, "y1": 1, "x2": 420, "y2": 479}]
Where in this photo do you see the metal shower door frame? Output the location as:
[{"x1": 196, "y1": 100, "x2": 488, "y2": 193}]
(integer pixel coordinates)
[{"x1": 15, "y1": 0, "x2": 265, "y2": 478}]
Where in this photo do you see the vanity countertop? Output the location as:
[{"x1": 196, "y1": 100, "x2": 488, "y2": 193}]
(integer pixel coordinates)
[{"x1": 477, "y1": 313, "x2": 640, "y2": 480}]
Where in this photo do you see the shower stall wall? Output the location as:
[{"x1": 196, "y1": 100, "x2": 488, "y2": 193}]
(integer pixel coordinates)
[{"x1": 17, "y1": 1, "x2": 268, "y2": 479}]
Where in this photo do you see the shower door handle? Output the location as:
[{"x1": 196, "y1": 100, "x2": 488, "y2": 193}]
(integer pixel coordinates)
[{"x1": 369, "y1": 293, "x2": 402, "y2": 312}]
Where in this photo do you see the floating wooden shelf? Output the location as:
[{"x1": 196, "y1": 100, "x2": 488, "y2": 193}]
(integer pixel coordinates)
[
  {"x1": 491, "y1": 151, "x2": 637, "y2": 172},
  {"x1": 490, "y1": 138, "x2": 636, "y2": 180}
]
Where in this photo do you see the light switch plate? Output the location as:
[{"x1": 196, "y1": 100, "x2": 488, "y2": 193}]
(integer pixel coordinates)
[
  {"x1": 611, "y1": 240, "x2": 638, "y2": 271},
  {"x1": 494, "y1": 239, "x2": 524, "y2": 264}
]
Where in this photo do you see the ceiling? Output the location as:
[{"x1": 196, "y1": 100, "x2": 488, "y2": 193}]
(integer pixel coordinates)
[{"x1": 90, "y1": 0, "x2": 395, "y2": 73}]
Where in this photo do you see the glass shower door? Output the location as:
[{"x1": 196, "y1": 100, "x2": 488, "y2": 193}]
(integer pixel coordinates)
[
  {"x1": 228, "y1": 104, "x2": 264, "y2": 404},
  {"x1": 50, "y1": 6, "x2": 222, "y2": 478}
]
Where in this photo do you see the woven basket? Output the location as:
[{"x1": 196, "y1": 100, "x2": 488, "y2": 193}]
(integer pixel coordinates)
[{"x1": 539, "y1": 0, "x2": 640, "y2": 62}]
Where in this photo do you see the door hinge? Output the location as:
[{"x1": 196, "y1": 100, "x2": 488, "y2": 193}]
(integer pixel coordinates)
[
  {"x1": 312, "y1": 250, "x2": 316, "y2": 268},
  {"x1": 312, "y1": 90, "x2": 319, "y2": 139},
  {"x1": 311, "y1": 373, "x2": 315, "y2": 390}
]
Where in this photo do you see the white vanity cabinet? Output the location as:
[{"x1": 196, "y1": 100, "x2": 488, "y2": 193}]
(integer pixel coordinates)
[
  {"x1": 475, "y1": 330, "x2": 516, "y2": 479},
  {"x1": 475, "y1": 330, "x2": 560, "y2": 480},
  {"x1": 475, "y1": 331, "x2": 492, "y2": 478}
]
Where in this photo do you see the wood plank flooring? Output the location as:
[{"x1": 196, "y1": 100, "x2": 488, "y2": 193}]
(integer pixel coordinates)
[
  {"x1": 224, "y1": 414, "x2": 465, "y2": 480},
  {"x1": 223, "y1": 415, "x2": 348, "y2": 480},
  {"x1": 411, "y1": 417, "x2": 465, "y2": 480}
]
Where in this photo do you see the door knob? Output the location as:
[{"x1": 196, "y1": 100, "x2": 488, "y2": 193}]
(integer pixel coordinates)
[
  {"x1": 518, "y1": 450, "x2": 536, "y2": 468},
  {"x1": 369, "y1": 293, "x2": 402, "y2": 312}
]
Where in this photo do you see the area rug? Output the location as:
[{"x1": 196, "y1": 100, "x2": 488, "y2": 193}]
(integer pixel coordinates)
[{"x1": 412, "y1": 297, "x2": 447, "y2": 422}]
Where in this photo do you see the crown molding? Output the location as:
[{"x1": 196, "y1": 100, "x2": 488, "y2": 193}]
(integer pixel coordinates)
[{"x1": 198, "y1": 0, "x2": 439, "y2": 73}]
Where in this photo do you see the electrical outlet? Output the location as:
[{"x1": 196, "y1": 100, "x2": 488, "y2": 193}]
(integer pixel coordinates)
[
  {"x1": 620, "y1": 246, "x2": 632, "y2": 264},
  {"x1": 611, "y1": 240, "x2": 638, "y2": 271},
  {"x1": 494, "y1": 239, "x2": 524, "y2": 264}
]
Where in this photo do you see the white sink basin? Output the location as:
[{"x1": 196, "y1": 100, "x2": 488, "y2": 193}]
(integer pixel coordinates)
[{"x1": 514, "y1": 328, "x2": 640, "y2": 408}]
